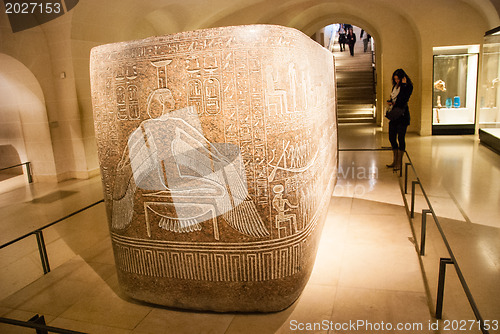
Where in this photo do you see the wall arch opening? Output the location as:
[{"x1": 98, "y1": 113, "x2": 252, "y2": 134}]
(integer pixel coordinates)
[
  {"x1": 313, "y1": 23, "x2": 378, "y2": 123},
  {"x1": 0, "y1": 53, "x2": 56, "y2": 191}
]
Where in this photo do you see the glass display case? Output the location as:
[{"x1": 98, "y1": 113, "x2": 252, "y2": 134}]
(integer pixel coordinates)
[
  {"x1": 432, "y1": 46, "x2": 479, "y2": 135},
  {"x1": 478, "y1": 26, "x2": 500, "y2": 153}
]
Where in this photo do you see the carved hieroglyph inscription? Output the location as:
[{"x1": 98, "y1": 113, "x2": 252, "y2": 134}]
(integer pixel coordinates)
[{"x1": 91, "y1": 25, "x2": 337, "y2": 311}]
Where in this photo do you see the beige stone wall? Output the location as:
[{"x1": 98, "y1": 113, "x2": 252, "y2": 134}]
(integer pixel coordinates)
[
  {"x1": 0, "y1": 5, "x2": 92, "y2": 181},
  {"x1": 0, "y1": 0, "x2": 499, "y2": 181},
  {"x1": 0, "y1": 53, "x2": 57, "y2": 182}
]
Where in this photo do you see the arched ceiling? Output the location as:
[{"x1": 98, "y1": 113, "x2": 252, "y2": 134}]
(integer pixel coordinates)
[
  {"x1": 462, "y1": 0, "x2": 500, "y2": 27},
  {"x1": 70, "y1": 0, "x2": 500, "y2": 43}
]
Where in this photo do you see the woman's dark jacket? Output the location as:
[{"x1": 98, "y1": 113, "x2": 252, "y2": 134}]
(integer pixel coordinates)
[
  {"x1": 392, "y1": 81, "x2": 413, "y2": 125},
  {"x1": 346, "y1": 33, "x2": 356, "y2": 45}
]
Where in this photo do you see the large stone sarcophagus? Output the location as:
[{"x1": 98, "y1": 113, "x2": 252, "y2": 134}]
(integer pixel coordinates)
[{"x1": 90, "y1": 25, "x2": 337, "y2": 312}]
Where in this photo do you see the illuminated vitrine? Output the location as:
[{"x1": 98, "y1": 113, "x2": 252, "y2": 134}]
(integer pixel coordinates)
[
  {"x1": 432, "y1": 46, "x2": 479, "y2": 135},
  {"x1": 478, "y1": 26, "x2": 500, "y2": 153}
]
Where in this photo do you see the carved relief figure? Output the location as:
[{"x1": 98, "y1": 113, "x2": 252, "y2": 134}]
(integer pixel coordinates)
[
  {"x1": 112, "y1": 106, "x2": 269, "y2": 239},
  {"x1": 272, "y1": 184, "x2": 298, "y2": 238},
  {"x1": 147, "y1": 60, "x2": 175, "y2": 118}
]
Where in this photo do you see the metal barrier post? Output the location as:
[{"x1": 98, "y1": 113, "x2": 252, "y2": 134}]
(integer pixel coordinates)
[
  {"x1": 436, "y1": 258, "x2": 454, "y2": 319},
  {"x1": 404, "y1": 163, "x2": 411, "y2": 194},
  {"x1": 420, "y1": 209, "x2": 432, "y2": 256},
  {"x1": 35, "y1": 231, "x2": 50, "y2": 274},
  {"x1": 0, "y1": 316, "x2": 86, "y2": 334},
  {"x1": 28, "y1": 314, "x2": 48, "y2": 334},
  {"x1": 25, "y1": 162, "x2": 33, "y2": 183},
  {"x1": 411, "y1": 181, "x2": 419, "y2": 218},
  {"x1": 399, "y1": 152, "x2": 404, "y2": 177}
]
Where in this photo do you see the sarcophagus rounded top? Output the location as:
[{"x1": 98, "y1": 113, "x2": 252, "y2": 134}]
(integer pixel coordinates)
[{"x1": 90, "y1": 24, "x2": 338, "y2": 312}]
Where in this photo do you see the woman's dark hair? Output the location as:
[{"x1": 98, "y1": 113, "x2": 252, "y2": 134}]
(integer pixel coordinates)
[{"x1": 392, "y1": 68, "x2": 413, "y2": 87}]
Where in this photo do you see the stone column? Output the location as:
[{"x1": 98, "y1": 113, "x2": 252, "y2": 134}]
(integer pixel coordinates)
[{"x1": 90, "y1": 24, "x2": 338, "y2": 312}]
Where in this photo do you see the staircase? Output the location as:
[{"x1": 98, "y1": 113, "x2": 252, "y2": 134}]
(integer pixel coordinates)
[{"x1": 333, "y1": 26, "x2": 376, "y2": 123}]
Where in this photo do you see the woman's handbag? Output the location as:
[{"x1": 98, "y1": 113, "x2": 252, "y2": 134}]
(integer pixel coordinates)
[{"x1": 385, "y1": 106, "x2": 404, "y2": 121}]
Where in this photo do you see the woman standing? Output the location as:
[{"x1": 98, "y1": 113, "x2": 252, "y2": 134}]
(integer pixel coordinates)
[
  {"x1": 386, "y1": 69, "x2": 413, "y2": 171},
  {"x1": 346, "y1": 27, "x2": 356, "y2": 56}
]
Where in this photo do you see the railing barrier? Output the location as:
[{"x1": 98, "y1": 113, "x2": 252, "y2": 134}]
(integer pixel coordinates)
[
  {"x1": 399, "y1": 150, "x2": 489, "y2": 334},
  {"x1": 0, "y1": 200, "x2": 104, "y2": 273},
  {"x1": 0, "y1": 315, "x2": 87, "y2": 334},
  {"x1": 0, "y1": 200, "x2": 104, "y2": 334},
  {"x1": 0, "y1": 162, "x2": 33, "y2": 183}
]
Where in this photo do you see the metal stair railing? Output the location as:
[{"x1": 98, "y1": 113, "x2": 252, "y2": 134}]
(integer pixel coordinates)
[{"x1": 399, "y1": 150, "x2": 489, "y2": 334}]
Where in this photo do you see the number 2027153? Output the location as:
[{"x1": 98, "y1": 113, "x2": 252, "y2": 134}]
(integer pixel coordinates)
[{"x1": 5, "y1": 2, "x2": 62, "y2": 14}]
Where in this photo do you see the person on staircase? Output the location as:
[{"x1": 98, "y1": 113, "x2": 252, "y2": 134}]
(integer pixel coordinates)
[
  {"x1": 346, "y1": 27, "x2": 356, "y2": 56},
  {"x1": 360, "y1": 29, "x2": 371, "y2": 52},
  {"x1": 338, "y1": 25, "x2": 346, "y2": 52},
  {"x1": 386, "y1": 68, "x2": 413, "y2": 171}
]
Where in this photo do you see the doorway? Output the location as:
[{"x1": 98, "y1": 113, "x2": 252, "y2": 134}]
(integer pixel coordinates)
[{"x1": 314, "y1": 24, "x2": 377, "y2": 123}]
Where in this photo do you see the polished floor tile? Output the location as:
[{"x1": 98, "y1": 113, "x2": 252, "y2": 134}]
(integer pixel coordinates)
[
  {"x1": 49, "y1": 317, "x2": 132, "y2": 334},
  {"x1": 58, "y1": 273, "x2": 151, "y2": 330},
  {"x1": 0, "y1": 305, "x2": 12, "y2": 317},
  {"x1": 132, "y1": 308, "x2": 234, "y2": 334},
  {"x1": 405, "y1": 133, "x2": 500, "y2": 229},
  {"x1": 308, "y1": 213, "x2": 348, "y2": 286},
  {"x1": 330, "y1": 287, "x2": 433, "y2": 334},
  {"x1": 1, "y1": 123, "x2": 498, "y2": 333},
  {"x1": 226, "y1": 284, "x2": 337, "y2": 334}
]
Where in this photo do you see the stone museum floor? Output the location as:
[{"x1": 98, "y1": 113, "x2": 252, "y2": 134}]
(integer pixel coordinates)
[{"x1": 0, "y1": 124, "x2": 499, "y2": 333}]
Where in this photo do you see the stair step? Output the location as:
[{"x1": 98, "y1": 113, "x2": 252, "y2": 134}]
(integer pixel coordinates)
[
  {"x1": 338, "y1": 106, "x2": 374, "y2": 112},
  {"x1": 338, "y1": 87, "x2": 374, "y2": 91},
  {"x1": 338, "y1": 98, "x2": 375, "y2": 103},
  {"x1": 336, "y1": 68, "x2": 373, "y2": 72},
  {"x1": 337, "y1": 66, "x2": 373, "y2": 69},
  {"x1": 337, "y1": 77, "x2": 374, "y2": 83},
  {"x1": 335, "y1": 57, "x2": 372, "y2": 62},
  {"x1": 338, "y1": 81, "x2": 374, "y2": 85},
  {"x1": 333, "y1": 38, "x2": 376, "y2": 124},
  {"x1": 338, "y1": 95, "x2": 374, "y2": 100},
  {"x1": 338, "y1": 108, "x2": 374, "y2": 114},
  {"x1": 337, "y1": 78, "x2": 373, "y2": 81},
  {"x1": 338, "y1": 93, "x2": 374, "y2": 98},
  {"x1": 337, "y1": 116, "x2": 374, "y2": 123},
  {"x1": 338, "y1": 117, "x2": 376, "y2": 124},
  {"x1": 337, "y1": 85, "x2": 373, "y2": 89},
  {"x1": 338, "y1": 113, "x2": 374, "y2": 118},
  {"x1": 336, "y1": 70, "x2": 373, "y2": 74},
  {"x1": 337, "y1": 71, "x2": 373, "y2": 74},
  {"x1": 337, "y1": 103, "x2": 374, "y2": 107},
  {"x1": 338, "y1": 98, "x2": 375, "y2": 102},
  {"x1": 338, "y1": 106, "x2": 373, "y2": 111},
  {"x1": 338, "y1": 96, "x2": 374, "y2": 100},
  {"x1": 338, "y1": 90, "x2": 374, "y2": 94},
  {"x1": 338, "y1": 108, "x2": 374, "y2": 113},
  {"x1": 339, "y1": 106, "x2": 375, "y2": 110},
  {"x1": 338, "y1": 90, "x2": 374, "y2": 96}
]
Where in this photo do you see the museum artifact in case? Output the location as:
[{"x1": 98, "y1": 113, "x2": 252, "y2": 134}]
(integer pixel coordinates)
[
  {"x1": 478, "y1": 26, "x2": 500, "y2": 153},
  {"x1": 90, "y1": 25, "x2": 338, "y2": 312},
  {"x1": 432, "y1": 46, "x2": 479, "y2": 135}
]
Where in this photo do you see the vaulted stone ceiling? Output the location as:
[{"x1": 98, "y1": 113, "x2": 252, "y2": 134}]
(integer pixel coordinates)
[{"x1": 69, "y1": 0, "x2": 500, "y2": 43}]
